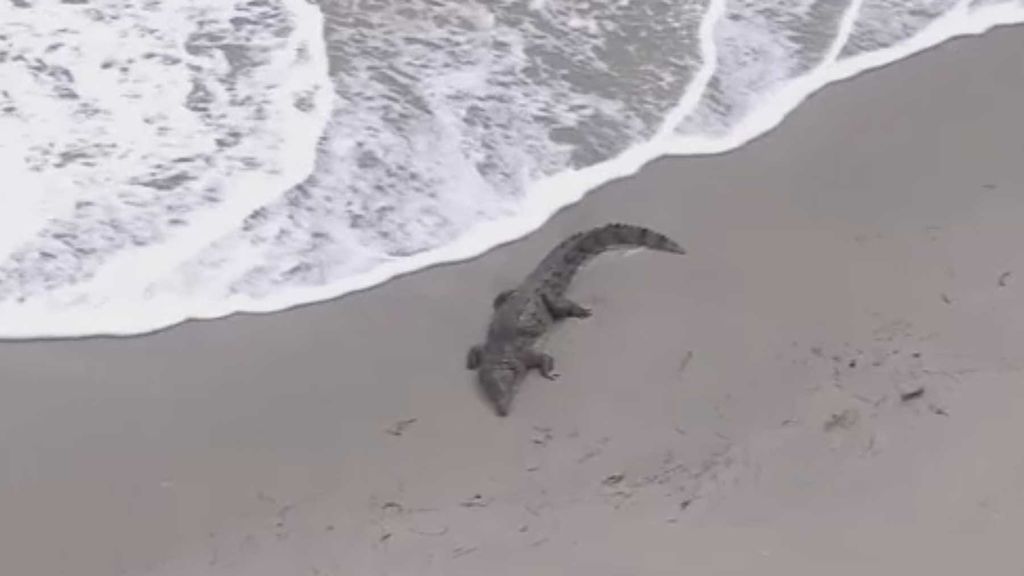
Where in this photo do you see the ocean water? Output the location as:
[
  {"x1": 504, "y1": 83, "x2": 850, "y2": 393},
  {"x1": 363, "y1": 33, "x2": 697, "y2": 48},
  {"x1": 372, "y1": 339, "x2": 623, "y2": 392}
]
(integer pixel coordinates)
[{"x1": 1, "y1": 0, "x2": 1022, "y2": 338}]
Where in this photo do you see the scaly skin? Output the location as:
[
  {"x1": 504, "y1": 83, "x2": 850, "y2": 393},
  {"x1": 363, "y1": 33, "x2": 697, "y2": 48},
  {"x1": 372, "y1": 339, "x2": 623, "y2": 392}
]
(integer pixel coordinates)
[{"x1": 467, "y1": 223, "x2": 686, "y2": 416}]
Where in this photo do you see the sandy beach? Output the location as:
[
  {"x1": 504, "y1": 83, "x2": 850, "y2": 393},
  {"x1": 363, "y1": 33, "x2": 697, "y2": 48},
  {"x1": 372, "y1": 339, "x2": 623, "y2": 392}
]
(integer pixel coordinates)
[{"x1": 2, "y1": 25, "x2": 1024, "y2": 576}]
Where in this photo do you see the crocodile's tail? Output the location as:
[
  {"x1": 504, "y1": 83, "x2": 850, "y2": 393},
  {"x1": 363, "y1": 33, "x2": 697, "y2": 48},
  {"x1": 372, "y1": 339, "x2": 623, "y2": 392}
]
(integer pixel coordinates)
[{"x1": 534, "y1": 223, "x2": 685, "y2": 291}]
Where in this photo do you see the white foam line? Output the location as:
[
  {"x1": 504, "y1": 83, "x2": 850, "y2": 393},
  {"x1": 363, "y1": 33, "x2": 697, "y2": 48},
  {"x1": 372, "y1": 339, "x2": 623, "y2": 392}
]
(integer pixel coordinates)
[
  {"x1": 2, "y1": 2, "x2": 1023, "y2": 339},
  {"x1": 662, "y1": 0, "x2": 1024, "y2": 155},
  {"x1": 825, "y1": 0, "x2": 868, "y2": 72},
  {"x1": 40, "y1": 0, "x2": 334, "y2": 305},
  {"x1": 652, "y1": 0, "x2": 728, "y2": 141},
  {"x1": 664, "y1": 0, "x2": 866, "y2": 146}
]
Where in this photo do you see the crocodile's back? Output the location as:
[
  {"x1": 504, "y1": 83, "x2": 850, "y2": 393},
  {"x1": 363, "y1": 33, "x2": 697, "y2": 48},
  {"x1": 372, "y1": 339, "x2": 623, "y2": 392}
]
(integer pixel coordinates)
[{"x1": 487, "y1": 288, "x2": 549, "y2": 341}]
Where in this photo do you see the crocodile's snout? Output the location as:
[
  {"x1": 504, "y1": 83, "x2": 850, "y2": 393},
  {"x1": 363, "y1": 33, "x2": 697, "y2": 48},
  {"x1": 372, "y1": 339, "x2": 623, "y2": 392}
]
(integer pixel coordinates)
[{"x1": 479, "y1": 364, "x2": 517, "y2": 417}]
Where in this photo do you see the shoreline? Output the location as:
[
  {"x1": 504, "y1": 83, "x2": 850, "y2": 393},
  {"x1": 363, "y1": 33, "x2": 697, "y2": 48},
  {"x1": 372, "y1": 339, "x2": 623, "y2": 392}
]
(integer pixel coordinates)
[{"x1": 2, "y1": 25, "x2": 1024, "y2": 576}]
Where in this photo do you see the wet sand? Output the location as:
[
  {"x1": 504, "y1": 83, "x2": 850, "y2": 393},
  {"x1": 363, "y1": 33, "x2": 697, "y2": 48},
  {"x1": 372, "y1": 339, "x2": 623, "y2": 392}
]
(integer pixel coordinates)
[{"x1": 2, "y1": 25, "x2": 1024, "y2": 576}]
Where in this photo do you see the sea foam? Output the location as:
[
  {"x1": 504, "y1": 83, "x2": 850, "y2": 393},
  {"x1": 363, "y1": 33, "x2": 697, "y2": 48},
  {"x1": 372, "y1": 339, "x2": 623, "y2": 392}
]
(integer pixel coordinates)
[{"x1": 0, "y1": 0, "x2": 1022, "y2": 338}]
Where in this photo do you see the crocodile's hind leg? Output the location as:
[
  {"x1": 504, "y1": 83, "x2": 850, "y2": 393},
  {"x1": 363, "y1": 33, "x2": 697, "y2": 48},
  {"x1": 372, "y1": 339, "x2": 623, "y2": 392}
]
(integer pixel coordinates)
[
  {"x1": 522, "y1": 349, "x2": 559, "y2": 380},
  {"x1": 493, "y1": 289, "x2": 515, "y2": 309},
  {"x1": 542, "y1": 293, "x2": 592, "y2": 320},
  {"x1": 467, "y1": 345, "x2": 483, "y2": 370}
]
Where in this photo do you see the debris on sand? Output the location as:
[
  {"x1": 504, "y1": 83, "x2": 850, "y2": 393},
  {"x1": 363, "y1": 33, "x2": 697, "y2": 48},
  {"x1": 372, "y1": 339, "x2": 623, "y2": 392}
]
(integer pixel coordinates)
[
  {"x1": 679, "y1": 350, "x2": 694, "y2": 374},
  {"x1": 577, "y1": 447, "x2": 603, "y2": 463},
  {"x1": 531, "y1": 426, "x2": 553, "y2": 447},
  {"x1": 602, "y1": 473, "x2": 626, "y2": 487},
  {"x1": 452, "y1": 546, "x2": 478, "y2": 559},
  {"x1": 385, "y1": 418, "x2": 417, "y2": 437},
  {"x1": 824, "y1": 408, "x2": 859, "y2": 431},
  {"x1": 899, "y1": 385, "x2": 925, "y2": 403},
  {"x1": 460, "y1": 494, "x2": 492, "y2": 508},
  {"x1": 409, "y1": 526, "x2": 448, "y2": 537}
]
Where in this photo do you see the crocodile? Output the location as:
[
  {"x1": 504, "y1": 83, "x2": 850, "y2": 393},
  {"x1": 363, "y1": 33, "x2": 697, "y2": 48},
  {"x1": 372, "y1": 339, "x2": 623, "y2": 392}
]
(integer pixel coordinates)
[{"x1": 467, "y1": 223, "x2": 686, "y2": 416}]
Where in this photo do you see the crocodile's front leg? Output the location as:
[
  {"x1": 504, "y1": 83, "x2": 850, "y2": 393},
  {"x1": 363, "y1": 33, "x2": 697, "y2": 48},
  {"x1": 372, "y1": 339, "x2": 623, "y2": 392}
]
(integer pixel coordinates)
[
  {"x1": 521, "y1": 349, "x2": 559, "y2": 380},
  {"x1": 493, "y1": 289, "x2": 516, "y2": 309},
  {"x1": 542, "y1": 293, "x2": 592, "y2": 320},
  {"x1": 467, "y1": 345, "x2": 483, "y2": 369}
]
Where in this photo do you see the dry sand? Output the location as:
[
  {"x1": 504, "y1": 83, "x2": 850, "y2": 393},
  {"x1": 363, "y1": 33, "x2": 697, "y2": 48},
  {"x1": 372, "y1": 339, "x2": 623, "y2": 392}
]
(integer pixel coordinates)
[{"x1": 2, "y1": 26, "x2": 1024, "y2": 576}]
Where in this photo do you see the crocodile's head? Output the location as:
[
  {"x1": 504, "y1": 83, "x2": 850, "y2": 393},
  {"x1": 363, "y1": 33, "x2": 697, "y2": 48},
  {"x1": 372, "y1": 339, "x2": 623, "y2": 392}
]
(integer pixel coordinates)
[{"x1": 478, "y1": 359, "x2": 523, "y2": 417}]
